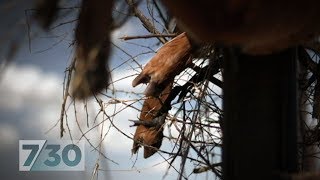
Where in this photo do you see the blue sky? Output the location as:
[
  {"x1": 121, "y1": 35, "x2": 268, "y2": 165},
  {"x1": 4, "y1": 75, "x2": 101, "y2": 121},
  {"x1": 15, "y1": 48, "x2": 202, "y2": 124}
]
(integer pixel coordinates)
[{"x1": 0, "y1": 1, "x2": 220, "y2": 180}]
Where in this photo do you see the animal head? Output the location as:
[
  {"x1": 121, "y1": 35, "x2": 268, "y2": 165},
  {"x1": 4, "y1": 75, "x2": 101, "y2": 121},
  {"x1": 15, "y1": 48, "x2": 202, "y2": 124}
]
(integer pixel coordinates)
[{"x1": 132, "y1": 126, "x2": 164, "y2": 158}]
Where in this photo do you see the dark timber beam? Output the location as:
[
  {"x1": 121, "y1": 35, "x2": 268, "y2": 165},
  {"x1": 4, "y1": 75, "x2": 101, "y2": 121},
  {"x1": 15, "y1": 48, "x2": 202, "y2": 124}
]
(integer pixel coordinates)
[{"x1": 222, "y1": 48, "x2": 298, "y2": 180}]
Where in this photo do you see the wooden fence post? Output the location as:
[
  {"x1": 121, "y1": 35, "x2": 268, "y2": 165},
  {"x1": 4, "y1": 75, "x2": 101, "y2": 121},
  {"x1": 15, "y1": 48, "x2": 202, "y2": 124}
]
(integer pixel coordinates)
[{"x1": 222, "y1": 48, "x2": 298, "y2": 179}]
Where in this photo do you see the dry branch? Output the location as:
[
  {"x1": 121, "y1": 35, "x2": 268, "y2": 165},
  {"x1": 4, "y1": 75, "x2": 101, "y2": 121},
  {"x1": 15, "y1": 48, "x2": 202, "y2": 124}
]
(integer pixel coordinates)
[
  {"x1": 119, "y1": 33, "x2": 177, "y2": 41},
  {"x1": 126, "y1": 0, "x2": 167, "y2": 44}
]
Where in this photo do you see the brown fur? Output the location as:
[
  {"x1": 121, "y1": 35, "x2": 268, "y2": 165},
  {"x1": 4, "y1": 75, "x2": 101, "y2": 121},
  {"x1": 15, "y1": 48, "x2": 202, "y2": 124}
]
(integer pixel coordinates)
[
  {"x1": 161, "y1": 0, "x2": 320, "y2": 54},
  {"x1": 72, "y1": 0, "x2": 113, "y2": 99},
  {"x1": 132, "y1": 32, "x2": 193, "y2": 96},
  {"x1": 131, "y1": 33, "x2": 194, "y2": 158},
  {"x1": 132, "y1": 33, "x2": 194, "y2": 158},
  {"x1": 132, "y1": 83, "x2": 172, "y2": 158}
]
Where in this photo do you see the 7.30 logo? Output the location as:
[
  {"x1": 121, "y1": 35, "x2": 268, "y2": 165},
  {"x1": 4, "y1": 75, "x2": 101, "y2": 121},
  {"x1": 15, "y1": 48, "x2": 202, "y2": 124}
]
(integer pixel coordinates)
[{"x1": 19, "y1": 140, "x2": 85, "y2": 171}]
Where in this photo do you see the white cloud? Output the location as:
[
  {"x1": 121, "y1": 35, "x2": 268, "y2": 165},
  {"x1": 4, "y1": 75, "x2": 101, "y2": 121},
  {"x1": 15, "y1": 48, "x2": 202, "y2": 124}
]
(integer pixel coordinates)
[
  {"x1": 0, "y1": 123, "x2": 19, "y2": 149},
  {"x1": 0, "y1": 64, "x2": 61, "y2": 111},
  {"x1": 0, "y1": 64, "x2": 68, "y2": 138}
]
